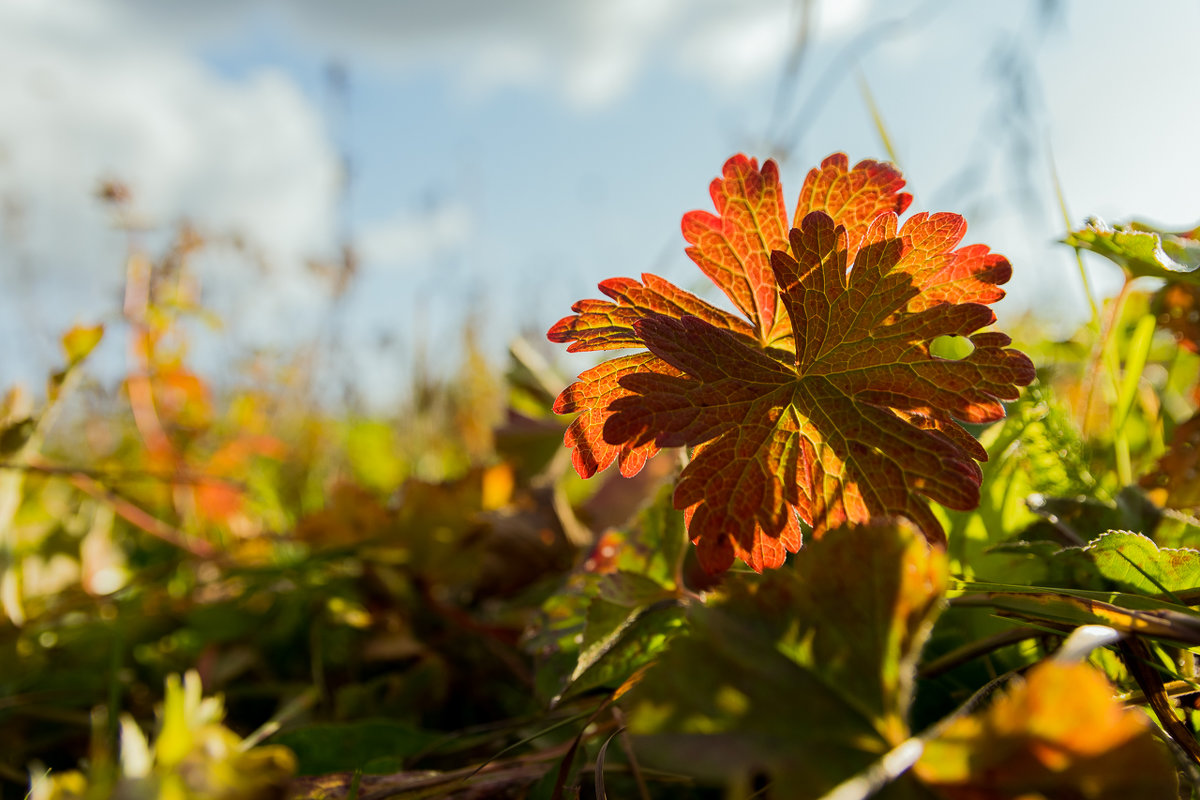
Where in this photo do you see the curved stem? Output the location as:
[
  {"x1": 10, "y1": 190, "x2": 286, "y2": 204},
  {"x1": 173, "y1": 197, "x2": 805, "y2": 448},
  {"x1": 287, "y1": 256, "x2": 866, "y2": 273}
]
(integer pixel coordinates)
[
  {"x1": 1081, "y1": 275, "x2": 1134, "y2": 439},
  {"x1": 919, "y1": 626, "x2": 1041, "y2": 679}
]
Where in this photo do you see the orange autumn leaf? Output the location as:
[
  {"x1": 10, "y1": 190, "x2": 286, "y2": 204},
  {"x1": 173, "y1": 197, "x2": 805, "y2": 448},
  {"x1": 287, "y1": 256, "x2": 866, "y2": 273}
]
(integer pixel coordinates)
[
  {"x1": 549, "y1": 154, "x2": 1034, "y2": 573},
  {"x1": 191, "y1": 435, "x2": 287, "y2": 525},
  {"x1": 916, "y1": 661, "x2": 1177, "y2": 800}
]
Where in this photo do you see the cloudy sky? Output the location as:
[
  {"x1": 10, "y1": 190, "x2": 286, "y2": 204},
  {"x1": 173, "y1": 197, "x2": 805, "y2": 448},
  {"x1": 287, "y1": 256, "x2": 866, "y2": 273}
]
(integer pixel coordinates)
[{"x1": 1, "y1": 0, "x2": 1197, "y2": 403}]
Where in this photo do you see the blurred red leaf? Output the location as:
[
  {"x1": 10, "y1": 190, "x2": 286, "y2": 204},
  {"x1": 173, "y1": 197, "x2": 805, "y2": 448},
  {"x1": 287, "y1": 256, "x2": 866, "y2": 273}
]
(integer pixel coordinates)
[
  {"x1": 1141, "y1": 410, "x2": 1200, "y2": 509},
  {"x1": 1153, "y1": 281, "x2": 1200, "y2": 354},
  {"x1": 550, "y1": 154, "x2": 1034, "y2": 573},
  {"x1": 191, "y1": 435, "x2": 286, "y2": 525}
]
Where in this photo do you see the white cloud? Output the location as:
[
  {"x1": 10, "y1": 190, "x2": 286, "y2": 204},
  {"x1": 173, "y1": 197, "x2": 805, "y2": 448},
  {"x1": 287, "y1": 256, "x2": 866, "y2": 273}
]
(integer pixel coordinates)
[
  {"x1": 814, "y1": 0, "x2": 871, "y2": 38},
  {"x1": 0, "y1": 0, "x2": 339, "y2": 276},
  {"x1": 676, "y1": 0, "x2": 868, "y2": 90},
  {"x1": 103, "y1": 0, "x2": 868, "y2": 109},
  {"x1": 676, "y1": 5, "x2": 796, "y2": 90},
  {"x1": 262, "y1": 0, "x2": 681, "y2": 110},
  {"x1": 359, "y1": 203, "x2": 473, "y2": 271}
]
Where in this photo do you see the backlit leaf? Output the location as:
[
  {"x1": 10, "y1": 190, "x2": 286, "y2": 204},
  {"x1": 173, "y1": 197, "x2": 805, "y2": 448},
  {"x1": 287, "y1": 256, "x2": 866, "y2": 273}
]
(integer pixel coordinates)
[
  {"x1": 1064, "y1": 218, "x2": 1200, "y2": 283},
  {"x1": 916, "y1": 661, "x2": 1177, "y2": 799},
  {"x1": 623, "y1": 519, "x2": 945, "y2": 796},
  {"x1": 550, "y1": 154, "x2": 1034, "y2": 572},
  {"x1": 1007, "y1": 529, "x2": 1200, "y2": 597},
  {"x1": 787, "y1": 518, "x2": 947, "y2": 745},
  {"x1": 561, "y1": 597, "x2": 684, "y2": 703},
  {"x1": 1082, "y1": 530, "x2": 1200, "y2": 595}
]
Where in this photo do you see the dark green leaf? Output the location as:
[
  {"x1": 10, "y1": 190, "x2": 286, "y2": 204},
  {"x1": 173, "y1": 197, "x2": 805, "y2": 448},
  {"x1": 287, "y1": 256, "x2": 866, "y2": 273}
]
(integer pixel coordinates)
[
  {"x1": 624, "y1": 519, "x2": 946, "y2": 795},
  {"x1": 558, "y1": 598, "x2": 685, "y2": 703},
  {"x1": 269, "y1": 720, "x2": 439, "y2": 776}
]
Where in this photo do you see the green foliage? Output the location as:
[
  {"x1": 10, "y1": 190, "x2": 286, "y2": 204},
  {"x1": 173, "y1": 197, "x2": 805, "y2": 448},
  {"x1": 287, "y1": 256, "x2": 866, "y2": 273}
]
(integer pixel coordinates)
[
  {"x1": 1065, "y1": 219, "x2": 1200, "y2": 284},
  {"x1": 623, "y1": 519, "x2": 945, "y2": 796},
  {"x1": 271, "y1": 720, "x2": 437, "y2": 776},
  {"x1": 1082, "y1": 531, "x2": 1200, "y2": 595}
]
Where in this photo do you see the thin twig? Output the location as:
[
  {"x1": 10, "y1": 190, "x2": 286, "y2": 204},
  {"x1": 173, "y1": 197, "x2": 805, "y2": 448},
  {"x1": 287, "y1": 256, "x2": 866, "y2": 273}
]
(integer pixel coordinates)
[
  {"x1": 1118, "y1": 678, "x2": 1200, "y2": 707},
  {"x1": 1119, "y1": 637, "x2": 1200, "y2": 764},
  {"x1": 612, "y1": 705, "x2": 650, "y2": 800},
  {"x1": 0, "y1": 459, "x2": 244, "y2": 489},
  {"x1": 1081, "y1": 275, "x2": 1133, "y2": 439},
  {"x1": 764, "y1": 0, "x2": 814, "y2": 138},
  {"x1": 771, "y1": 0, "x2": 944, "y2": 160},
  {"x1": 66, "y1": 472, "x2": 216, "y2": 558}
]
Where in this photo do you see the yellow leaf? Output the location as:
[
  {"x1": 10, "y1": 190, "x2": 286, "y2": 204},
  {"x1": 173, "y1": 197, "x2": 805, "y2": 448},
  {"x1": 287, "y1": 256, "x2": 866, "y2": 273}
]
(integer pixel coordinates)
[{"x1": 60, "y1": 324, "x2": 104, "y2": 365}]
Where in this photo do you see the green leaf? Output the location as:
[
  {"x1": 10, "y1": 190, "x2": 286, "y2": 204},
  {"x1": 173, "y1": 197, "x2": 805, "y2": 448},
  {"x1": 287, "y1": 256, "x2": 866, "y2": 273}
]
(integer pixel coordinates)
[
  {"x1": 623, "y1": 519, "x2": 946, "y2": 795},
  {"x1": 594, "y1": 570, "x2": 674, "y2": 608},
  {"x1": 1083, "y1": 530, "x2": 1200, "y2": 595},
  {"x1": 784, "y1": 517, "x2": 947, "y2": 743},
  {"x1": 559, "y1": 597, "x2": 685, "y2": 703},
  {"x1": 1064, "y1": 218, "x2": 1200, "y2": 283},
  {"x1": 1002, "y1": 523, "x2": 1200, "y2": 596},
  {"x1": 529, "y1": 484, "x2": 688, "y2": 703},
  {"x1": 269, "y1": 720, "x2": 439, "y2": 776},
  {"x1": 627, "y1": 622, "x2": 928, "y2": 797}
]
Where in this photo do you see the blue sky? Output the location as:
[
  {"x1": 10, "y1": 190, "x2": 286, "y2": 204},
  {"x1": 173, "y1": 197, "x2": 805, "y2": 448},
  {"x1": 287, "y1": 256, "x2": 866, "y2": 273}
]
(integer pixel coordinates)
[{"x1": 1, "y1": 0, "x2": 1198, "y2": 404}]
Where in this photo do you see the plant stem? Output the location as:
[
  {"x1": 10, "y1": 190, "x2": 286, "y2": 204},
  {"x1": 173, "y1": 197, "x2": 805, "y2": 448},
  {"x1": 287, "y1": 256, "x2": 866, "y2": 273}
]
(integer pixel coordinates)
[
  {"x1": 1081, "y1": 276, "x2": 1136, "y2": 486},
  {"x1": 919, "y1": 626, "x2": 1041, "y2": 679},
  {"x1": 1049, "y1": 151, "x2": 1101, "y2": 330}
]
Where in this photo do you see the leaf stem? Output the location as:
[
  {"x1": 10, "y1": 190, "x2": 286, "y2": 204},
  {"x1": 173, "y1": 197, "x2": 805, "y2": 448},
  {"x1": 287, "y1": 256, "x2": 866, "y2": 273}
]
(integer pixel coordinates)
[
  {"x1": 1081, "y1": 275, "x2": 1133, "y2": 447},
  {"x1": 858, "y1": 72, "x2": 899, "y2": 166},
  {"x1": 614, "y1": 707, "x2": 651, "y2": 800},
  {"x1": 1049, "y1": 151, "x2": 1101, "y2": 330},
  {"x1": 1054, "y1": 146, "x2": 1138, "y2": 478},
  {"x1": 919, "y1": 626, "x2": 1041, "y2": 679},
  {"x1": 1118, "y1": 677, "x2": 1200, "y2": 706},
  {"x1": 64, "y1": 470, "x2": 216, "y2": 559}
]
